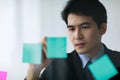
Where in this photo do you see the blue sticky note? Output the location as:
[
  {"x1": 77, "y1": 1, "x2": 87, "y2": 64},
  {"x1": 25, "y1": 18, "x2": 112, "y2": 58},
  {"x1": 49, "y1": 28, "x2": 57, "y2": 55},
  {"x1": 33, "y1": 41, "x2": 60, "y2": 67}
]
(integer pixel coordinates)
[
  {"x1": 88, "y1": 54, "x2": 118, "y2": 80},
  {"x1": 22, "y1": 43, "x2": 42, "y2": 64},
  {"x1": 47, "y1": 37, "x2": 67, "y2": 58}
]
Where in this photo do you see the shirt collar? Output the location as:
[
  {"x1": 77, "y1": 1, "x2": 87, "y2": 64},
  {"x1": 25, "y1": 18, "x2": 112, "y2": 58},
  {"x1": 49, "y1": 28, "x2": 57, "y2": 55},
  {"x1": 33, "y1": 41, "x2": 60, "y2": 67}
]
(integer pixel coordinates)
[{"x1": 78, "y1": 44, "x2": 104, "y2": 68}]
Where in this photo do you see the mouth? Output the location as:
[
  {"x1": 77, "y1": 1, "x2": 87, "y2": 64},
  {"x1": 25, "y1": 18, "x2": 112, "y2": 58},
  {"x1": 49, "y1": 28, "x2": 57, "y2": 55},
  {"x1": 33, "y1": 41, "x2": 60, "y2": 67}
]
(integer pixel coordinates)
[{"x1": 75, "y1": 43, "x2": 85, "y2": 48}]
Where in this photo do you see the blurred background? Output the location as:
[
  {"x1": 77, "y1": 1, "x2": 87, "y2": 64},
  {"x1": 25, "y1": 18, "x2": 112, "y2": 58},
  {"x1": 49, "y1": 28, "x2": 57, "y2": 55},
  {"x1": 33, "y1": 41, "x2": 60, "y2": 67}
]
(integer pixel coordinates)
[{"x1": 0, "y1": 0, "x2": 120, "y2": 79}]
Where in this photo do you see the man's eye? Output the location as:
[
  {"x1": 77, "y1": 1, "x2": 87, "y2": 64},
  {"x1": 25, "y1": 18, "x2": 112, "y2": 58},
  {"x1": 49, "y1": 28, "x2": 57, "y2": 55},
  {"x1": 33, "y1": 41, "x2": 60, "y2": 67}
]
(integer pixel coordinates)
[
  {"x1": 81, "y1": 25, "x2": 90, "y2": 29},
  {"x1": 68, "y1": 28, "x2": 75, "y2": 31}
]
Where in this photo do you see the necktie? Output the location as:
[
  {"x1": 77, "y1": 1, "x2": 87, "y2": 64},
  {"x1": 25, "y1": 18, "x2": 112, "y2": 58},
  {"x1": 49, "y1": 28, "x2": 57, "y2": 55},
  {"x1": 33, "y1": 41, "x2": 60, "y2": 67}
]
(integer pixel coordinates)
[{"x1": 84, "y1": 60, "x2": 94, "y2": 80}]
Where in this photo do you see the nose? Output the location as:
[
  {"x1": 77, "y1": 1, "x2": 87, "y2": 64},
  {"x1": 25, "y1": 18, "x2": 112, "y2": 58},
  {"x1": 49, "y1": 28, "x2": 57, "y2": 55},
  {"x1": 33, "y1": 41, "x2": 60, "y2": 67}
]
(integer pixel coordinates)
[{"x1": 74, "y1": 29, "x2": 83, "y2": 39}]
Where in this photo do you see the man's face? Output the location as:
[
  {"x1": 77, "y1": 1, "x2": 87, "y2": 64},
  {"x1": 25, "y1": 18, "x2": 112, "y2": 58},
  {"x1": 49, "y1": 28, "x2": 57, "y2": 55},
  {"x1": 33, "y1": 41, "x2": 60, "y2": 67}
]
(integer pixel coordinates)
[{"x1": 67, "y1": 13, "x2": 106, "y2": 57}]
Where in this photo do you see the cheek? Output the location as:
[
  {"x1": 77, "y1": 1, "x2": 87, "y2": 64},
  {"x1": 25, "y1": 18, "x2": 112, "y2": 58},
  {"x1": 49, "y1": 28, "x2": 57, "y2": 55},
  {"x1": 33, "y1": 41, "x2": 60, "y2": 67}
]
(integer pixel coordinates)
[
  {"x1": 68, "y1": 32, "x2": 74, "y2": 42},
  {"x1": 85, "y1": 31, "x2": 101, "y2": 43}
]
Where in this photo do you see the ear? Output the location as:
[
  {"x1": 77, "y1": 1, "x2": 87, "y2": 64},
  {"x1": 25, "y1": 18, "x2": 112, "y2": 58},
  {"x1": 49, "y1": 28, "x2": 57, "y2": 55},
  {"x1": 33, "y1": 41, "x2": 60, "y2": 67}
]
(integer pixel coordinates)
[{"x1": 100, "y1": 23, "x2": 107, "y2": 35}]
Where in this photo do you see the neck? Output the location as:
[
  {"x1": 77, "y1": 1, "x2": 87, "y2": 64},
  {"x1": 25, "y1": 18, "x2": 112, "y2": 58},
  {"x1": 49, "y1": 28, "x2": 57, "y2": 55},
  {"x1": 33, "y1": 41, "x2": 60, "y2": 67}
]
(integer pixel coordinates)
[{"x1": 86, "y1": 43, "x2": 102, "y2": 59}]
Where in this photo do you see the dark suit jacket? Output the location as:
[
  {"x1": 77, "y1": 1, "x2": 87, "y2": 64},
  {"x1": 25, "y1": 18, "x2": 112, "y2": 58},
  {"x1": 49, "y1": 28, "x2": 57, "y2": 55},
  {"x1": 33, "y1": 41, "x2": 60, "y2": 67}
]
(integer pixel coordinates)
[{"x1": 40, "y1": 44, "x2": 120, "y2": 80}]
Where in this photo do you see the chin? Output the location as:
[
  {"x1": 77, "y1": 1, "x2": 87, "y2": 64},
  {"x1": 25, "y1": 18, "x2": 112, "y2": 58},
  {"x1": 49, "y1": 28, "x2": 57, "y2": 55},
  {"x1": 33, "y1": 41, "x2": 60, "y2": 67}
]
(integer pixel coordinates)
[{"x1": 76, "y1": 49, "x2": 87, "y2": 54}]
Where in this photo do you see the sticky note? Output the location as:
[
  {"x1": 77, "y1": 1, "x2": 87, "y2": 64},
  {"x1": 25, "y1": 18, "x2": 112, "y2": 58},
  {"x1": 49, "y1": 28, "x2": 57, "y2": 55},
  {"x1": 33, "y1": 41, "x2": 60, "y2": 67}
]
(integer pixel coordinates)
[
  {"x1": 47, "y1": 37, "x2": 67, "y2": 58},
  {"x1": 0, "y1": 71, "x2": 7, "y2": 80},
  {"x1": 88, "y1": 54, "x2": 118, "y2": 80},
  {"x1": 22, "y1": 43, "x2": 42, "y2": 64}
]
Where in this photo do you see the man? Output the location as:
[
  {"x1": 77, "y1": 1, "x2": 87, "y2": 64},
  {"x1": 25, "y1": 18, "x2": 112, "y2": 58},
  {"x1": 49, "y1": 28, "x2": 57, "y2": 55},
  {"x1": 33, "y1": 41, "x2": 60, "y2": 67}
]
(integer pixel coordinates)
[{"x1": 26, "y1": 0, "x2": 120, "y2": 80}]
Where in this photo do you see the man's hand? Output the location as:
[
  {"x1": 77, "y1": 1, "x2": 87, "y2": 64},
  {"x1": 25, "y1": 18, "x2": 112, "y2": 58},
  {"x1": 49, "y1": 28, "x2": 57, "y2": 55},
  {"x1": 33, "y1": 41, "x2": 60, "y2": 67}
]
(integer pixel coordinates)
[{"x1": 26, "y1": 37, "x2": 53, "y2": 80}]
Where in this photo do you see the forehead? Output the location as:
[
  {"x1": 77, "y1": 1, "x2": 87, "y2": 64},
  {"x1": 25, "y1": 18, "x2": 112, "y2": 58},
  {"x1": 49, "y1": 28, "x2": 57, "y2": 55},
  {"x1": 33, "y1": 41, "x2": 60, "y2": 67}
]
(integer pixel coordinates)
[{"x1": 67, "y1": 13, "x2": 95, "y2": 25}]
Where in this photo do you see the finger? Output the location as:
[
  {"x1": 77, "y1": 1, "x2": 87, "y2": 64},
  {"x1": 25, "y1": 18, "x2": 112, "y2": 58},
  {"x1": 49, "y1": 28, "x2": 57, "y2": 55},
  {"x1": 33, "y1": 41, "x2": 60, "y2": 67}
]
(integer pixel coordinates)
[
  {"x1": 42, "y1": 46, "x2": 47, "y2": 60},
  {"x1": 43, "y1": 45, "x2": 47, "y2": 54},
  {"x1": 41, "y1": 36, "x2": 47, "y2": 59},
  {"x1": 41, "y1": 37, "x2": 47, "y2": 46}
]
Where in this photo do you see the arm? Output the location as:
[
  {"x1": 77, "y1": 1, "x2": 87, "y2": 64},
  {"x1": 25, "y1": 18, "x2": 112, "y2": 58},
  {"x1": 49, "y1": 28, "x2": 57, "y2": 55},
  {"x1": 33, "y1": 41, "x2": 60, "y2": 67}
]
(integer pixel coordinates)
[
  {"x1": 26, "y1": 64, "x2": 44, "y2": 80},
  {"x1": 26, "y1": 37, "x2": 53, "y2": 80}
]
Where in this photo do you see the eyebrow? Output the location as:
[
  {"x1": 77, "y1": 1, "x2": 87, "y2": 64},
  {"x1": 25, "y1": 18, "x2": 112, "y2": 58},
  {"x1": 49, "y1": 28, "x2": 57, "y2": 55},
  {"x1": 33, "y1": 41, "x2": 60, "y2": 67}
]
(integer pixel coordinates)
[
  {"x1": 67, "y1": 25, "x2": 74, "y2": 28},
  {"x1": 80, "y1": 22, "x2": 91, "y2": 26},
  {"x1": 67, "y1": 22, "x2": 91, "y2": 28}
]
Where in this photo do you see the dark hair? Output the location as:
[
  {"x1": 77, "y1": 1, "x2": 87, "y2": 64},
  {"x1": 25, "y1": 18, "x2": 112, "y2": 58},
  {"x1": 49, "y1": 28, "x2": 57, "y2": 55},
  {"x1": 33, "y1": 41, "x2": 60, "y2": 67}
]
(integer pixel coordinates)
[{"x1": 61, "y1": 0, "x2": 107, "y2": 28}]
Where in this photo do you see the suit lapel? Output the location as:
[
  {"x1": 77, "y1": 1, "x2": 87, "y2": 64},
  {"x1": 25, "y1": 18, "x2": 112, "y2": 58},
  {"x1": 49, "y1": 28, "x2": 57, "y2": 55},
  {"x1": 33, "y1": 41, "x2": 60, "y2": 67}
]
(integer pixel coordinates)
[
  {"x1": 68, "y1": 50, "x2": 86, "y2": 80},
  {"x1": 103, "y1": 44, "x2": 120, "y2": 67}
]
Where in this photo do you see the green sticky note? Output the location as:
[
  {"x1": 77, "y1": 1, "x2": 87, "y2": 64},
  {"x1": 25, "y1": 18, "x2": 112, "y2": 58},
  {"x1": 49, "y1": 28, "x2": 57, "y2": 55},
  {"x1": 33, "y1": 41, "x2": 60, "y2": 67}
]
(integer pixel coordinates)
[
  {"x1": 22, "y1": 43, "x2": 42, "y2": 64},
  {"x1": 88, "y1": 54, "x2": 118, "y2": 80},
  {"x1": 47, "y1": 37, "x2": 67, "y2": 58}
]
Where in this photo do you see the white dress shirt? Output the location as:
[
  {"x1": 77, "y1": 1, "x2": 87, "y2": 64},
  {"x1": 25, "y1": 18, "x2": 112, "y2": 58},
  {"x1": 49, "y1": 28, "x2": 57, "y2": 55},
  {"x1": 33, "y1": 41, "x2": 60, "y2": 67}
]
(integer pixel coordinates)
[{"x1": 79, "y1": 44, "x2": 104, "y2": 68}]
